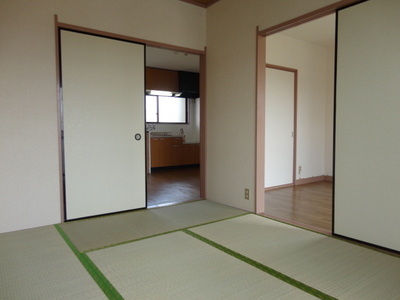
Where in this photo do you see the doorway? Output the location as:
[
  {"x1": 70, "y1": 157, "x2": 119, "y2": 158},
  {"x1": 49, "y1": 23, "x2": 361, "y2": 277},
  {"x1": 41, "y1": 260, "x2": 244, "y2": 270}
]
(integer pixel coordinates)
[
  {"x1": 259, "y1": 14, "x2": 336, "y2": 232},
  {"x1": 57, "y1": 19, "x2": 206, "y2": 221},
  {"x1": 145, "y1": 46, "x2": 202, "y2": 208}
]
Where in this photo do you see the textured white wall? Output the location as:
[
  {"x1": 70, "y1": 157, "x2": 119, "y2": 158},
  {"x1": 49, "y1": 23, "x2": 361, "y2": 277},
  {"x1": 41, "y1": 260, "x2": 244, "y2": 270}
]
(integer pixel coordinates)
[
  {"x1": 0, "y1": 0, "x2": 205, "y2": 233},
  {"x1": 325, "y1": 47, "x2": 335, "y2": 176},
  {"x1": 206, "y1": 0, "x2": 340, "y2": 211}
]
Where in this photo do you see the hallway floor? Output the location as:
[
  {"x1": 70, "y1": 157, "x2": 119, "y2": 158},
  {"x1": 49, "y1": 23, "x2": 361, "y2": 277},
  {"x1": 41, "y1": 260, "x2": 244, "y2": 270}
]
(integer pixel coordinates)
[
  {"x1": 264, "y1": 181, "x2": 333, "y2": 234},
  {"x1": 146, "y1": 165, "x2": 201, "y2": 208},
  {"x1": 146, "y1": 168, "x2": 332, "y2": 233}
]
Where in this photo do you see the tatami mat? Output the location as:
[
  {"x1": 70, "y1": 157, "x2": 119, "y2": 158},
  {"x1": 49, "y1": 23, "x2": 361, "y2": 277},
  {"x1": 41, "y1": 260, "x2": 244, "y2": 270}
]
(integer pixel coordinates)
[
  {"x1": 59, "y1": 200, "x2": 246, "y2": 252},
  {"x1": 87, "y1": 231, "x2": 317, "y2": 300},
  {"x1": 190, "y1": 214, "x2": 400, "y2": 299},
  {"x1": 0, "y1": 226, "x2": 106, "y2": 300}
]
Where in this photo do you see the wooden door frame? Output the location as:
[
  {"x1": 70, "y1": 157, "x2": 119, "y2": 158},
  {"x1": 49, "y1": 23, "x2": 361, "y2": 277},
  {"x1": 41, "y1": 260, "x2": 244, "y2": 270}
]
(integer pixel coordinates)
[
  {"x1": 255, "y1": 0, "x2": 364, "y2": 214},
  {"x1": 55, "y1": 15, "x2": 206, "y2": 221},
  {"x1": 264, "y1": 64, "x2": 298, "y2": 191}
]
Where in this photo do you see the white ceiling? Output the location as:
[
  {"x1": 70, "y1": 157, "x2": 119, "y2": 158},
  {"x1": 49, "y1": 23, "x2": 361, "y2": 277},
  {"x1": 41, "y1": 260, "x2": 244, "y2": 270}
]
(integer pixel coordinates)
[
  {"x1": 145, "y1": 14, "x2": 336, "y2": 72},
  {"x1": 277, "y1": 14, "x2": 336, "y2": 49},
  {"x1": 146, "y1": 46, "x2": 200, "y2": 72}
]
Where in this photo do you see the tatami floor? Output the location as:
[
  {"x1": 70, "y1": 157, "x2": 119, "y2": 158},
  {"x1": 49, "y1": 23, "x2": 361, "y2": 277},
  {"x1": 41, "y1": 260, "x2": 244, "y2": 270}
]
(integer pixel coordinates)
[{"x1": 2, "y1": 200, "x2": 400, "y2": 299}]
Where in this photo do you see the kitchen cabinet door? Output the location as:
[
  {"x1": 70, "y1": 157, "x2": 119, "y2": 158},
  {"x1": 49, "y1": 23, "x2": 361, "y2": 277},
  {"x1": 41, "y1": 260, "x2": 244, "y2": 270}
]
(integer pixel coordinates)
[
  {"x1": 172, "y1": 144, "x2": 184, "y2": 166},
  {"x1": 183, "y1": 144, "x2": 200, "y2": 165},
  {"x1": 151, "y1": 138, "x2": 173, "y2": 167},
  {"x1": 158, "y1": 138, "x2": 173, "y2": 167}
]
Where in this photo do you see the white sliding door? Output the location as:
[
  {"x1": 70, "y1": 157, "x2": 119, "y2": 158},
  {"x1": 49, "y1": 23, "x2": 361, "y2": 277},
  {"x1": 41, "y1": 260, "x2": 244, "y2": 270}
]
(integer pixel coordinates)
[
  {"x1": 335, "y1": 0, "x2": 400, "y2": 251},
  {"x1": 265, "y1": 67, "x2": 295, "y2": 188},
  {"x1": 61, "y1": 30, "x2": 146, "y2": 220}
]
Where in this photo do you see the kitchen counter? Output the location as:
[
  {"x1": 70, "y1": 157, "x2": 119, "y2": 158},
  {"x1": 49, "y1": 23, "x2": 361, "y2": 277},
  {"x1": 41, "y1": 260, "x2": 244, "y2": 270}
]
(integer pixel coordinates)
[
  {"x1": 149, "y1": 135, "x2": 199, "y2": 144},
  {"x1": 150, "y1": 135, "x2": 181, "y2": 138}
]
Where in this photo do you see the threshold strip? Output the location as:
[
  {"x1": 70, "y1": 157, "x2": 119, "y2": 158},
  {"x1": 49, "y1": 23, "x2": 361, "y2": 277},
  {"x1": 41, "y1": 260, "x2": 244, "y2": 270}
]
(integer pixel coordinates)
[
  {"x1": 183, "y1": 229, "x2": 337, "y2": 300},
  {"x1": 54, "y1": 224, "x2": 123, "y2": 300}
]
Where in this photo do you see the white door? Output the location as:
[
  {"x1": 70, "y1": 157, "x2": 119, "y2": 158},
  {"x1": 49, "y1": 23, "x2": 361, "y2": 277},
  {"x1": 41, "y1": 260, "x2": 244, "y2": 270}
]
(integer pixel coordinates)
[
  {"x1": 265, "y1": 67, "x2": 295, "y2": 188},
  {"x1": 61, "y1": 30, "x2": 146, "y2": 220}
]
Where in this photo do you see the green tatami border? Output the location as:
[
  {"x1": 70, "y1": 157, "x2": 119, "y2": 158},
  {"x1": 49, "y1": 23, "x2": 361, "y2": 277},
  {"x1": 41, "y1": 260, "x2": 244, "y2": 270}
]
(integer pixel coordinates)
[
  {"x1": 54, "y1": 224, "x2": 124, "y2": 300},
  {"x1": 183, "y1": 229, "x2": 337, "y2": 300},
  {"x1": 83, "y1": 212, "x2": 250, "y2": 253}
]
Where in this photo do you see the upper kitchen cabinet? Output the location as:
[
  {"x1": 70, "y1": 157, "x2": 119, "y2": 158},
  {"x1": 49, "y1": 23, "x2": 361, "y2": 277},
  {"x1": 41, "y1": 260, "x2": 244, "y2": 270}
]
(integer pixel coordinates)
[
  {"x1": 145, "y1": 67, "x2": 199, "y2": 98},
  {"x1": 146, "y1": 67, "x2": 179, "y2": 92}
]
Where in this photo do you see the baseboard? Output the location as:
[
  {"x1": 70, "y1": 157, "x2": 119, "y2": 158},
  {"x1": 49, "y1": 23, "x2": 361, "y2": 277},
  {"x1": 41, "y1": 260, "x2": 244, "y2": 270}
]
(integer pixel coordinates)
[
  {"x1": 260, "y1": 212, "x2": 332, "y2": 235},
  {"x1": 264, "y1": 183, "x2": 294, "y2": 191},
  {"x1": 265, "y1": 175, "x2": 333, "y2": 191},
  {"x1": 295, "y1": 175, "x2": 333, "y2": 185}
]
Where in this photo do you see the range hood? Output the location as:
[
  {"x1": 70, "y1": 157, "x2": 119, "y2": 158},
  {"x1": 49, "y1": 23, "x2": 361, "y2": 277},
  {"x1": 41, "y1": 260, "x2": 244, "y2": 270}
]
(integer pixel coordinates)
[{"x1": 178, "y1": 71, "x2": 199, "y2": 98}]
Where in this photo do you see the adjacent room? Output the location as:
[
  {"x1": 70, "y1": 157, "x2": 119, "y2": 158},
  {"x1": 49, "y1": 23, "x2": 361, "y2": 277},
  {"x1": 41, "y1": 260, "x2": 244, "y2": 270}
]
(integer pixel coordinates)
[
  {"x1": 263, "y1": 14, "x2": 336, "y2": 233},
  {"x1": 145, "y1": 46, "x2": 202, "y2": 208}
]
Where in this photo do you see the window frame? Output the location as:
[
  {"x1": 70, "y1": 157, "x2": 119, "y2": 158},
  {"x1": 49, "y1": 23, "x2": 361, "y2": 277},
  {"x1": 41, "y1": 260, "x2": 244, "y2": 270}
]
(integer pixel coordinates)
[{"x1": 145, "y1": 95, "x2": 189, "y2": 124}]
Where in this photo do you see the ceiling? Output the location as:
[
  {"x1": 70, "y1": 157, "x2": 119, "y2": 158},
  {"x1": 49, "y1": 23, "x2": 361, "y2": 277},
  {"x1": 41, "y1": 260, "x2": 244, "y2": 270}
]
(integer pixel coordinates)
[
  {"x1": 179, "y1": 0, "x2": 220, "y2": 8},
  {"x1": 146, "y1": 46, "x2": 200, "y2": 72},
  {"x1": 278, "y1": 14, "x2": 336, "y2": 49},
  {"x1": 145, "y1": 13, "x2": 336, "y2": 73}
]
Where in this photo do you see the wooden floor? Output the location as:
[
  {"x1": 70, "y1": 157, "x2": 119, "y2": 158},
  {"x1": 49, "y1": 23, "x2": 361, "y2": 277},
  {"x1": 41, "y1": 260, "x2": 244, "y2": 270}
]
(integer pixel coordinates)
[
  {"x1": 146, "y1": 165, "x2": 201, "y2": 208},
  {"x1": 264, "y1": 181, "x2": 333, "y2": 234},
  {"x1": 147, "y1": 168, "x2": 332, "y2": 233}
]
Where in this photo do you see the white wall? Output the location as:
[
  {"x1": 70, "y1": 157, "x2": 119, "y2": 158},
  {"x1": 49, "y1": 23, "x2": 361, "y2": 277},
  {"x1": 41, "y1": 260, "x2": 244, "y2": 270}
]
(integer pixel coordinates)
[
  {"x1": 0, "y1": 0, "x2": 205, "y2": 233},
  {"x1": 149, "y1": 98, "x2": 201, "y2": 143},
  {"x1": 325, "y1": 47, "x2": 335, "y2": 176},
  {"x1": 206, "y1": 0, "x2": 340, "y2": 211},
  {"x1": 266, "y1": 34, "x2": 334, "y2": 179}
]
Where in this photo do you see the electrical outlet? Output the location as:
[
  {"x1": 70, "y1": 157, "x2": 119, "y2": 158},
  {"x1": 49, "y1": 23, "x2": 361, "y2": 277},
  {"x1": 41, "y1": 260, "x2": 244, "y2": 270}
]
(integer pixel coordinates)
[
  {"x1": 245, "y1": 188, "x2": 250, "y2": 200},
  {"x1": 298, "y1": 166, "x2": 302, "y2": 173}
]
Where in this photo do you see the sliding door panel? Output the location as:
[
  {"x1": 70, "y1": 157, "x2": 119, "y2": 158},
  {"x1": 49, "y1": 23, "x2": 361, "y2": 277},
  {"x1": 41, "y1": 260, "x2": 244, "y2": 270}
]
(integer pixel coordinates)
[
  {"x1": 61, "y1": 30, "x2": 146, "y2": 220},
  {"x1": 335, "y1": 0, "x2": 400, "y2": 251}
]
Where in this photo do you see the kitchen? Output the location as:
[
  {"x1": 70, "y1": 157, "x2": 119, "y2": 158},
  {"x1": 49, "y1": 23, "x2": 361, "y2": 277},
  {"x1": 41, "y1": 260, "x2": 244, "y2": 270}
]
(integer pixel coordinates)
[{"x1": 145, "y1": 48, "x2": 201, "y2": 207}]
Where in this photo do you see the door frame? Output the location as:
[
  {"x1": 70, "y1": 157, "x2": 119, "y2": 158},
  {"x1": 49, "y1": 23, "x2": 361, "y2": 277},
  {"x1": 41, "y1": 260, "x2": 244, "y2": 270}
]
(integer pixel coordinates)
[
  {"x1": 264, "y1": 64, "x2": 297, "y2": 190},
  {"x1": 54, "y1": 15, "x2": 207, "y2": 221},
  {"x1": 255, "y1": 0, "x2": 364, "y2": 214}
]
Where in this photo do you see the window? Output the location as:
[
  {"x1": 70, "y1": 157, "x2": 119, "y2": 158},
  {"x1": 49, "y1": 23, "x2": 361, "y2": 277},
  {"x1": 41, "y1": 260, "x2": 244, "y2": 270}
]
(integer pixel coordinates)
[{"x1": 145, "y1": 95, "x2": 188, "y2": 123}]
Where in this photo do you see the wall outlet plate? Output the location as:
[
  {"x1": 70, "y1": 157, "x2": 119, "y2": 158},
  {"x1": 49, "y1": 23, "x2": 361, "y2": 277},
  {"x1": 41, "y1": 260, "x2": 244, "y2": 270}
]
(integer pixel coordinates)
[{"x1": 245, "y1": 188, "x2": 250, "y2": 200}]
